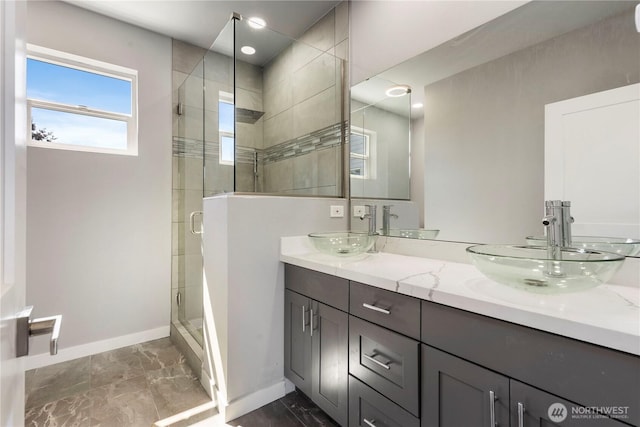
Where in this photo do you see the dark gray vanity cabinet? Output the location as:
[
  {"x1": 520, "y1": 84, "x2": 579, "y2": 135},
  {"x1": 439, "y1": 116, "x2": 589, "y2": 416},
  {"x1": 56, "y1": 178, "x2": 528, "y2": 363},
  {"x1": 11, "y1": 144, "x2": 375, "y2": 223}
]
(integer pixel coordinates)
[
  {"x1": 510, "y1": 380, "x2": 628, "y2": 427},
  {"x1": 284, "y1": 265, "x2": 349, "y2": 426},
  {"x1": 349, "y1": 376, "x2": 420, "y2": 427},
  {"x1": 421, "y1": 345, "x2": 509, "y2": 427},
  {"x1": 421, "y1": 300, "x2": 639, "y2": 427}
]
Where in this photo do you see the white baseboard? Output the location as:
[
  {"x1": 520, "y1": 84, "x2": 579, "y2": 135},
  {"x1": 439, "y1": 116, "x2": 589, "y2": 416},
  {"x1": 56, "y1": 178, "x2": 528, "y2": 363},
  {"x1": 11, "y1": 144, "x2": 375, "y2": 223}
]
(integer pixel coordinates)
[
  {"x1": 26, "y1": 326, "x2": 170, "y2": 370},
  {"x1": 221, "y1": 380, "x2": 289, "y2": 422},
  {"x1": 200, "y1": 368, "x2": 216, "y2": 401}
]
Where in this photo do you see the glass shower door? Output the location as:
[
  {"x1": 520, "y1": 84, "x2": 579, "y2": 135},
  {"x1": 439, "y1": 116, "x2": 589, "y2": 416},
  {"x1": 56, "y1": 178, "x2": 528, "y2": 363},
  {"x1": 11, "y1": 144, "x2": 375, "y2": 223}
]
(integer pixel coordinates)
[{"x1": 173, "y1": 57, "x2": 205, "y2": 346}]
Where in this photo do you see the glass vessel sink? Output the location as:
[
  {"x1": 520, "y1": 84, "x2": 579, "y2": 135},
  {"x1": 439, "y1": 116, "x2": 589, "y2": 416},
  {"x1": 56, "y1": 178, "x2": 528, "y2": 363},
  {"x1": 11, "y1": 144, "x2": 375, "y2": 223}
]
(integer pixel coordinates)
[
  {"x1": 526, "y1": 236, "x2": 640, "y2": 257},
  {"x1": 467, "y1": 245, "x2": 625, "y2": 294},
  {"x1": 308, "y1": 232, "x2": 378, "y2": 256},
  {"x1": 383, "y1": 229, "x2": 440, "y2": 239}
]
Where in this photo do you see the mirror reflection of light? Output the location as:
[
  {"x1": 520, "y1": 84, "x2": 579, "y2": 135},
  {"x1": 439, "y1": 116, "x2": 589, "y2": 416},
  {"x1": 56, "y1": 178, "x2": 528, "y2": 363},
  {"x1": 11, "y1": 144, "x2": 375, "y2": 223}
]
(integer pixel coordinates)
[
  {"x1": 240, "y1": 46, "x2": 256, "y2": 55},
  {"x1": 247, "y1": 17, "x2": 266, "y2": 29},
  {"x1": 412, "y1": 102, "x2": 423, "y2": 109},
  {"x1": 385, "y1": 85, "x2": 411, "y2": 97}
]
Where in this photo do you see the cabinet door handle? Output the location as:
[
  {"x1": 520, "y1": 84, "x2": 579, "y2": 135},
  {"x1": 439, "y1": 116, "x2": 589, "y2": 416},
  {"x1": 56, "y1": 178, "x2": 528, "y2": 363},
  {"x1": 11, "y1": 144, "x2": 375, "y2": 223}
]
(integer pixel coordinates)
[
  {"x1": 310, "y1": 308, "x2": 314, "y2": 337},
  {"x1": 489, "y1": 390, "x2": 497, "y2": 426},
  {"x1": 363, "y1": 353, "x2": 391, "y2": 370},
  {"x1": 301, "y1": 305, "x2": 306, "y2": 333},
  {"x1": 362, "y1": 303, "x2": 391, "y2": 314},
  {"x1": 517, "y1": 402, "x2": 525, "y2": 427},
  {"x1": 363, "y1": 418, "x2": 376, "y2": 427}
]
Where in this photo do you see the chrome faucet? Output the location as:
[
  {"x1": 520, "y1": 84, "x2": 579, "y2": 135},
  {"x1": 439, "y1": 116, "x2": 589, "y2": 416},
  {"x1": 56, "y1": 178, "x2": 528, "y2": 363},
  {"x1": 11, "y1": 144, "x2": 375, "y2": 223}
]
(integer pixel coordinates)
[
  {"x1": 382, "y1": 205, "x2": 398, "y2": 236},
  {"x1": 542, "y1": 200, "x2": 574, "y2": 262},
  {"x1": 360, "y1": 205, "x2": 378, "y2": 252}
]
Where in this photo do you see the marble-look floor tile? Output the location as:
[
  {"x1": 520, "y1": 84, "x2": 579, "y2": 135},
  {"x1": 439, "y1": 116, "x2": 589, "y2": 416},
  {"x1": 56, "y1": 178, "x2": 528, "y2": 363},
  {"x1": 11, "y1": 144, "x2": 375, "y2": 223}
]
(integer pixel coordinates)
[
  {"x1": 26, "y1": 357, "x2": 91, "y2": 409},
  {"x1": 146, "y1": 363, "x2": 210, "y2": 419},
  {"x1": 90, "y1": 349, "x2": 144, "y2": 389},
  {"x1": 279, "y1": 391, "x2": 339, "y2": 427},
  {"x1": 228, "y1": 400, "x2": 304, "y2": 427},
  {"x1": 137, "y1": 338, "x2": 185, "y2": 371},
  {"x1": 89, "y1": 376, "x2": 158, "y2": 427},
  {"x1": 25, "y1": 391, "x2": 93, "y2": 427}
]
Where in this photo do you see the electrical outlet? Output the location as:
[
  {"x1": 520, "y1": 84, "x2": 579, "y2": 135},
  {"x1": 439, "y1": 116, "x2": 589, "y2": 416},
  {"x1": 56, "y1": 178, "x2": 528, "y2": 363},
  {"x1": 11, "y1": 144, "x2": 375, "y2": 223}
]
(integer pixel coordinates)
[
  {"x1": 330, "y1": 205, "x2": 344, "y2": 218},
  {"x1": 353, "y1": 205, "x2": 366, "y2": 217}
]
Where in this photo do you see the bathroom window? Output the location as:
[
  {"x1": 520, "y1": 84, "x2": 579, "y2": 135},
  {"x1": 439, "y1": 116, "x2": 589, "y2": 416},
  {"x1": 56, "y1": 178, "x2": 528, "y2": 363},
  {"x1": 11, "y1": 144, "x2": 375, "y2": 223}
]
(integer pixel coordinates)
[
  {"x1": 350, "y1": 127, "x2": 375, "y2": 179},
  {"x1": 26, "y1": 45, "x2": 138, "y2": 156},
  {"x1": 219, "y1": 92, "x2": 234, "y2": 165}
]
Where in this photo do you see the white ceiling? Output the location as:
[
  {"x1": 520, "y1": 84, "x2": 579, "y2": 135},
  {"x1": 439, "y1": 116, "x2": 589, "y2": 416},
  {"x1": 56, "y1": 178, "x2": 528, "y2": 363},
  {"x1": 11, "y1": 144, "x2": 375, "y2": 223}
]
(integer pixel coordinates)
[{"x1": 64, "y1": 0, "x2": 340, "y2": 50}]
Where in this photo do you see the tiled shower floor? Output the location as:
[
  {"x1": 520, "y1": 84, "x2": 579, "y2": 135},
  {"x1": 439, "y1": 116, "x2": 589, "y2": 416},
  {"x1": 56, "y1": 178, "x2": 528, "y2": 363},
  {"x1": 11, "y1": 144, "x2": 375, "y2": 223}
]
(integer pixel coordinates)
[{"x1": 25, "y1": 337, "x2": 212, "y2": 426}]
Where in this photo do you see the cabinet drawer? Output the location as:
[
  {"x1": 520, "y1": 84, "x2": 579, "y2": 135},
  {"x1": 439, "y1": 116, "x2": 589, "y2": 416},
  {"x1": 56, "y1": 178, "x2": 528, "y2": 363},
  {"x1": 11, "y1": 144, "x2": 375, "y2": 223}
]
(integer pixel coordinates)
[
  {"x1": 350, "y1": 281, "x2": 421, "y2": 340},
  {"x1": 421, "y1": 300, "x2": 640, "y2": 425},
  {"x1": 349, "y1": 316, "x2": 420, "y2": 416},
  {"x1": 285, "y1": 264, "x2": 348, "y2": 311},
  {"x1": 349, "y1": 376, "x2": 419, "y2": 427}
]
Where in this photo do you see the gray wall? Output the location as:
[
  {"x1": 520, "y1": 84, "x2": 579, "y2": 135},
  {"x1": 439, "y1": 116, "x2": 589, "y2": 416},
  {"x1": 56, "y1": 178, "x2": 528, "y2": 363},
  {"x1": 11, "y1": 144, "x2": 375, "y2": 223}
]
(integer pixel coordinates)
[
  {"x1": 423, "y1": 9, "x2": 640, "y2": 244},
  {"x1": 261, "y1": 2, "x2": 348, "y2": 196},
  {"x1": 26, "y1": 1, "x2": 172, "y2": 358},
  {"x1": 351, "y1": 100, "x2": 411, "y2": 199}
]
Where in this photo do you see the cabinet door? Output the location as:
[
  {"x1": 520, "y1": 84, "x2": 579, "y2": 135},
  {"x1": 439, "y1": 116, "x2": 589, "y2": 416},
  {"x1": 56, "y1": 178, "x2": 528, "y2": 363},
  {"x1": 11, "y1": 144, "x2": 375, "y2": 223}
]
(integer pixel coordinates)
[
  {"x1": 511, "y1": 380, "x2": 629, "y2": 426},
  {"x1": 312, "y1": 301, "x2": 348, "y2": 426},
  {"x1": 422, "y1": 345, "x2": 509, "y2": 427},
  {"x1": 284, "y1": 290, "x2": 312, "y2": 396}
]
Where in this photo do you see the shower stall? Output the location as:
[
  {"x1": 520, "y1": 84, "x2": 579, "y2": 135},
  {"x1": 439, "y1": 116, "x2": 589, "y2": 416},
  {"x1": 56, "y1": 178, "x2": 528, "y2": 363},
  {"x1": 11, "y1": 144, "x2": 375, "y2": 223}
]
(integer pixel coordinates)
[{"x1": 171, "y1": 8, "x2": 347, "y2": 384}]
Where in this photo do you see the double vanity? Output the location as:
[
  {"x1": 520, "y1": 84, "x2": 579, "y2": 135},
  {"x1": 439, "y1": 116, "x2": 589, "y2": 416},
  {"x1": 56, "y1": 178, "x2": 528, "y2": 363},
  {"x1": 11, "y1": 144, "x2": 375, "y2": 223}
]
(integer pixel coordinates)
[{"x1": 280, "y1": 235, "x2": 639, "y2": 427}]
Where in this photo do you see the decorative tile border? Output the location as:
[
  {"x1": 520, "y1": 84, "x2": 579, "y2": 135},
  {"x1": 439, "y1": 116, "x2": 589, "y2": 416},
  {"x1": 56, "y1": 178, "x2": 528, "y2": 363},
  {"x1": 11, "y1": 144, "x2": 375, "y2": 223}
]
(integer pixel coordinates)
[
  {"x1": 172, "y1": 137, "x2": 256, "y2": 165},
  {"x1": 172, "y1": 121, "x2": 345, "y2": 166},
  {"x1": 262, "y1": 122, "x2": 344, "y2": 165}
]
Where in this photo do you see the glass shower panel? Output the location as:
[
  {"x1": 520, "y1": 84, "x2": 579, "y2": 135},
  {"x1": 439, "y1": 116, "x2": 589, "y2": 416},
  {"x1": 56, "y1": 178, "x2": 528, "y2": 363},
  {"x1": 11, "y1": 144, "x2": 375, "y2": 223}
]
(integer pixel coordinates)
[
  {"x1": 173, "y1": 57, "x2": 205, "y2": 346},
  {"x1": 198, "y1": 15, "x2": 346, "y2": 196},
  {"x1": 235, "y1": 18, "x2": 345, "y2": 196}
]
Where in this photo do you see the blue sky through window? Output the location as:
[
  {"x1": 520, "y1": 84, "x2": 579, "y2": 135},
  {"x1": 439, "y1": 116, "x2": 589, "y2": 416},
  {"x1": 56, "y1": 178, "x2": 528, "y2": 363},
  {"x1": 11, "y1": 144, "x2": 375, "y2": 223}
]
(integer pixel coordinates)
[
  {"x1": 27, "y1": 59, "x2": 131, "y2": 114},
  {"x1": 27, "y1": 57, "x2": 133, "y2": 151}
]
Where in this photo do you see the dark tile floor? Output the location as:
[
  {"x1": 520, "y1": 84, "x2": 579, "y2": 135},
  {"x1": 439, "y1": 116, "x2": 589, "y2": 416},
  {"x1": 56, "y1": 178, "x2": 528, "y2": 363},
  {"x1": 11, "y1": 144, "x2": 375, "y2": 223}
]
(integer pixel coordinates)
[
  {"x1": 229, "y1": 390, "x2": 339, "y2": 427},
  {"x1": 24, "y1": 337, "x2": 213, "y2": 426}
]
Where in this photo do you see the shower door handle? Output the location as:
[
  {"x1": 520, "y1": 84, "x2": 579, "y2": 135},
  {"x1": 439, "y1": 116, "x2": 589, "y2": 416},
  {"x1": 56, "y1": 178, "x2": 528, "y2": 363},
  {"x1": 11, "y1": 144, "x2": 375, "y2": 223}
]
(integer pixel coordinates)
[
  {"x1": 190, "y1": 211, "x2": 203, "y2": 235},
  {"x1": 16, "y1": 306, "x2": 62, "y2": 357}
]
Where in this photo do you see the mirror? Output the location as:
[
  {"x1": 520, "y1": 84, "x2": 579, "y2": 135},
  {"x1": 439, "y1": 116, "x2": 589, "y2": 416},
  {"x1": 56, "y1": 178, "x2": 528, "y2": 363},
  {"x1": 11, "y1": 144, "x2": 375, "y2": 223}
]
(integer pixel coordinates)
[
  {"x1": 352, "y1": 1, "x2": 640, "y2": 256},
  {"x1": 350, "y1": 75, "x2": 411, "y2": 200}
]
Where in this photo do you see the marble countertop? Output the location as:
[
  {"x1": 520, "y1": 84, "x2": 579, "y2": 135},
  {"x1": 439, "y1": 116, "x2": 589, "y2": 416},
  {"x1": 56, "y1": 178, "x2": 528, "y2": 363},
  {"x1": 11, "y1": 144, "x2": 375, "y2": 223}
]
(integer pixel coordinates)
[{"x1": 280, "y1": 236, "x2": 640, "y2": 356}]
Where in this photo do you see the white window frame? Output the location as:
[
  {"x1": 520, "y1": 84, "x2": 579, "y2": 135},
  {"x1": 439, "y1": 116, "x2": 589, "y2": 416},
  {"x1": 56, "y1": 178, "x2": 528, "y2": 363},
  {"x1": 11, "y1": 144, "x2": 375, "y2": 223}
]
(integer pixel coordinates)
[
  {"x1": 350, "y1": 126, "x2": 376, "y2": 179},
  {"x1": 26, "y1": 44, "x2": 138, "y2": 156},
  {"x1": 219, "y1": 91, "x2": 235, "y2": 166}
]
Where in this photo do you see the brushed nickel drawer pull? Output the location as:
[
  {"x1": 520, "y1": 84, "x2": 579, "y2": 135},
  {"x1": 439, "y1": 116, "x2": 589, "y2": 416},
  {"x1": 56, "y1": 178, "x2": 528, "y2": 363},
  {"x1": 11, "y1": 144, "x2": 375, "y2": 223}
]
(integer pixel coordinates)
[
  {"x1": 362, "y1": 303, "x2": 390, "y2": 314},
  {"x1": 363, "y1": 418, "x2": 376, "y2": 427},
  {"x1": 489, "y1": 390, "x2": 497, "y2": 427},
  {"x1": 363, "y1": 353, "x2": 391, "y2": 370}
]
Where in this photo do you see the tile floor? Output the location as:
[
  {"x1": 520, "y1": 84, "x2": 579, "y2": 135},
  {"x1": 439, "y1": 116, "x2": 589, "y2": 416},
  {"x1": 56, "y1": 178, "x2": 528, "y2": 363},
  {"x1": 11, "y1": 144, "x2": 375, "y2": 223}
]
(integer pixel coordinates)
[
  {"x1": 228, "y1": 390, "x2": 339, "y2": 427},
  {"x1": 25, "y1": 337, "x2": 212, "y2": 426},
  {"x1": 25, "y1": 336, "x2": 338, "y2": 427}
]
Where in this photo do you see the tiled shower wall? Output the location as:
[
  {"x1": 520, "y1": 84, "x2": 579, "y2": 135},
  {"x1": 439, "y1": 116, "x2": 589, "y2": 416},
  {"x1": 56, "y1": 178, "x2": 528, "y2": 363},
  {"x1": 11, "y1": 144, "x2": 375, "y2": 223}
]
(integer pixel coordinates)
[{"x1": 260, "y1": 2, "x2": 348, "y2": 195}]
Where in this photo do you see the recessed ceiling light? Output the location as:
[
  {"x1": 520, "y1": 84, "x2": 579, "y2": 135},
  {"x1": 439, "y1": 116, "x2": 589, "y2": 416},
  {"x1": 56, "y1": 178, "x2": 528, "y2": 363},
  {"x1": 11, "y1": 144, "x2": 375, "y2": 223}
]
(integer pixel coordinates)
[
  {"x1": 248, "y1": 17, "x2": 266, "y2": 29},
  {"x1": 412, "y1": 102, "x2": 424, "y2": 109},
  {"x1": 240, "y1": 46, "x2": 256, "y2": 55},
  {"x1": 385, "y1": 85, "x2": 411, "y2": 97}
]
